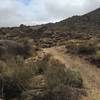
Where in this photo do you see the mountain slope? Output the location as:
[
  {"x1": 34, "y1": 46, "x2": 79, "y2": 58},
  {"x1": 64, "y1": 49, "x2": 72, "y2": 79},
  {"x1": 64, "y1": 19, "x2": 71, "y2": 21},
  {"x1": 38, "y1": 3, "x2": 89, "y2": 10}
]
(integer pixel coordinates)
[
  {"x1": 45, "y1": 7, "x2": 100, "y2": 37},
  {"x1": 0, "y1": 8, "x2": 100, "y2": 47}
]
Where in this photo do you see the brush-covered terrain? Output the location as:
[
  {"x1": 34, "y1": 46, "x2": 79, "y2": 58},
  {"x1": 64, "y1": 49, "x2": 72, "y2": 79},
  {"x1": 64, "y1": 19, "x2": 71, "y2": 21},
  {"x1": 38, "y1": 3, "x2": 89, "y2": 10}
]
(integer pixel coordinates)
[{"x1": 0, "y1": 8, "x2": 100, "y2": 100}]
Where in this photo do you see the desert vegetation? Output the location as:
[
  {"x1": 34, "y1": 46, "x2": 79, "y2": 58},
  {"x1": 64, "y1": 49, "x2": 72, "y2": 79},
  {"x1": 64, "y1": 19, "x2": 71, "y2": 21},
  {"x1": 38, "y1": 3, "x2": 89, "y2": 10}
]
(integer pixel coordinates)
[
  {"x1": 65, "y1": 39, "x2": 100, "y2": 67},
  {"x1": 0, "y1": 54, "x2": 85, "y2": 100},
  {"x1": 0, "y1": 7, "x2": 100, "y2": 100}
]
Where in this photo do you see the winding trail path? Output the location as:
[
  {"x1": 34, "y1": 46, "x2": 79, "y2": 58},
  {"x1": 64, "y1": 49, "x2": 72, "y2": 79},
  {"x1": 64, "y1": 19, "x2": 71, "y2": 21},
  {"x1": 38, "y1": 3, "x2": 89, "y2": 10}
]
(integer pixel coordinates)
[{"x1": 43, "y1": 46, "x2": 100, "y2": 100}]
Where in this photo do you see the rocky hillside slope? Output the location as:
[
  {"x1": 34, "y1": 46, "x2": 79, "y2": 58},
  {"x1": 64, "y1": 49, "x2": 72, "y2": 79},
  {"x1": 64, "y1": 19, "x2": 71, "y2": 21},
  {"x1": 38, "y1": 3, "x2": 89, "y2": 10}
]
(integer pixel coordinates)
[{"x1": 0, "y1": 8, "x2": 100, "y2": 42}]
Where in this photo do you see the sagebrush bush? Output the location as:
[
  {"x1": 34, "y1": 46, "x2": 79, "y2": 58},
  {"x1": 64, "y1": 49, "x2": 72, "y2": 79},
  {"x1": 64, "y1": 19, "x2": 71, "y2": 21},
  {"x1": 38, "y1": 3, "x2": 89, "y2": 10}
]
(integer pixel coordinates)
[
  {"x1": 64, "y1": 69, "x2": 83, "y2": 88},
  {"x1": 45, "y1": 58, "x2": 67, "y2": 89},
  {"x1": 0, "y1": 56, "x2": 34, "y2": 88},
  {"x1": 44, "y1": 58, "x2": 83, "y2": 90}
]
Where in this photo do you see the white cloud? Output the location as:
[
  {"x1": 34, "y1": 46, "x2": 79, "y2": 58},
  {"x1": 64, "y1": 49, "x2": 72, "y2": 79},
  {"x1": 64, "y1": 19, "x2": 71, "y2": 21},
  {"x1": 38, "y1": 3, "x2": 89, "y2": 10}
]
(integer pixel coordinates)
[{"x1": 0, "y1": 0, "x2": 100, "y2": 27}]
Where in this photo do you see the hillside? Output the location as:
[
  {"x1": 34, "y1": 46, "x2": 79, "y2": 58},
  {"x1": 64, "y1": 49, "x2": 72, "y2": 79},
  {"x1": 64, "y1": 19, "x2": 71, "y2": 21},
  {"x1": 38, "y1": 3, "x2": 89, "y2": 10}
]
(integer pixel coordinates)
[
  {"x1": 0, "y1": 8, "x2": 100, "y2": 100},
  {"x1": 0, "y1": 8, "x2": 99, "y2": 49},
  {"x1": 44, "y1": 8, "x2": 100, "y2": 39}
]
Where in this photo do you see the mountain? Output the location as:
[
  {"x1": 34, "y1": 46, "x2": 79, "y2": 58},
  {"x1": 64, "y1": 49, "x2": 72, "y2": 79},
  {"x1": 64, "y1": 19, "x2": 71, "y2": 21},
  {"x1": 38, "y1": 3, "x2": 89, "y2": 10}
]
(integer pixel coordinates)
[
  {"x1": 61, "y1": 7, "x2": 100, "y2": 25},
  {"x1": 45, "y1": 7, "x2": 100, "y2": 36}
]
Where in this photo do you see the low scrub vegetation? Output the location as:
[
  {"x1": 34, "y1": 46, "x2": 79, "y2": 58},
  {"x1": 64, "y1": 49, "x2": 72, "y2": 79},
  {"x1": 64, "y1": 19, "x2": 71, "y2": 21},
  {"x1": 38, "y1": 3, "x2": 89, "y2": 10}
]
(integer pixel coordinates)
[
  {"x1": 66, "y1": 39, "x2": 100, "y2": 67},
  {"x1": 90, "y1": 53, "x2": 100, "y2": 68},
  {"x1": 66, "y1": 40, "x2": 96, "y2": 55},
  {"x1": 0, "y1": 54, "x2": 84, "y2": 100},
  {"x1": 0, "y1": 40, "x2": 35, "y2": 60}
]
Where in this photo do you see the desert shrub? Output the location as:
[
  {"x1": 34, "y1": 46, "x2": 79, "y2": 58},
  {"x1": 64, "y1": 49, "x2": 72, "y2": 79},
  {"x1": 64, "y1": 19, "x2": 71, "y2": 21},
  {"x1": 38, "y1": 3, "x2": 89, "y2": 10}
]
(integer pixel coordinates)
[
  {"x1": 0, "y1": 40, "x2": 34, "y2": 59},
  {"x1": 66, "y1": 41, "x2": 96, "y2": 55},
  {"x1": 96, "y1": 43, "x2": 100, "y2": 50},
  {"x1": 64, "y1": 69, "x2": 83, "y2": 88},
  {"x1": 28, "y1": 54, "x2": 51, "y2": 75},
  {"x1": 81, "y1": 49, "x2": 100, "y2": 68},
  {"x1": 27, "y1": 54, "x2": 83, "y2": 89},
  {"x1": 76, "y1": 45, "x2": 96, "y2": 55},
  {"x1": 44, "y1": 58, "x2": 83, "y2": 90},
  {"x1": 0, "y1": 54, "x2": 50, "y2": 99},
  {"x1": 0, "y1": 56, "x2": 34, "y2": 99},
  {"x1": 0, "y1": 54, "x2": 84, "y2": 100},
  {"x1": 22, "y1": 54, "x2": 84, "y2": 100},
  {"x1": 27, "y1": 54, "x2": 83, "y2": 87},
  {"x1": 1, "y1": 56, "x2": 33, "y2": 84},
  {"x1": 22, "y1": 86, "x2": 84, "y2": 100},
  {"x1": 27, "y1": 75, "x2": 47, "y2": 89},
  {"x1": 90, "y1": 55, "x2": 100, "y2": 68},
  {"x1": 45, "y1": 58, "x2": 67, "y2": 89},
  {"x1": 52, "y1": 85, "x2": 84, "y2": 100},
  {"x1": 1, "y1": 77, "x2": 22, "y2": 100}
]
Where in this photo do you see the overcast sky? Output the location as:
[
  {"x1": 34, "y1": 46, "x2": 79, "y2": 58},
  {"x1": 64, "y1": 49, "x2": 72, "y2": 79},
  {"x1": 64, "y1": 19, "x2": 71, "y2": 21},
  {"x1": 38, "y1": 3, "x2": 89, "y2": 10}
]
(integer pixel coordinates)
[{"x1": 0, "y1": 0, "x2": 100, "y2": 27}]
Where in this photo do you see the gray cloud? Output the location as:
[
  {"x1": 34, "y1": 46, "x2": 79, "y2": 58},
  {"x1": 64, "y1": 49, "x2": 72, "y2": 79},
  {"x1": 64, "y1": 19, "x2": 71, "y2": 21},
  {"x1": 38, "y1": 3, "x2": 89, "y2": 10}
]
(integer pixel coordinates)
[
  {"x1": 44, "y1": 0, "x2": 100, "y2": 19},
  {"x1": 0, "y1": 0, "x2": 100, "y2": 27}
]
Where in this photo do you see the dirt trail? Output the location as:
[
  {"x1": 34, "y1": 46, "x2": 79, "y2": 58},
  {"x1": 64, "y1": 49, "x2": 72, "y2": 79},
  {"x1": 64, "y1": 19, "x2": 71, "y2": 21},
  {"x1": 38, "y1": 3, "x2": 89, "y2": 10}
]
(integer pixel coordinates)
[{"x1": 43, "y1": 46, "x2": 100, "y2": 100}]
